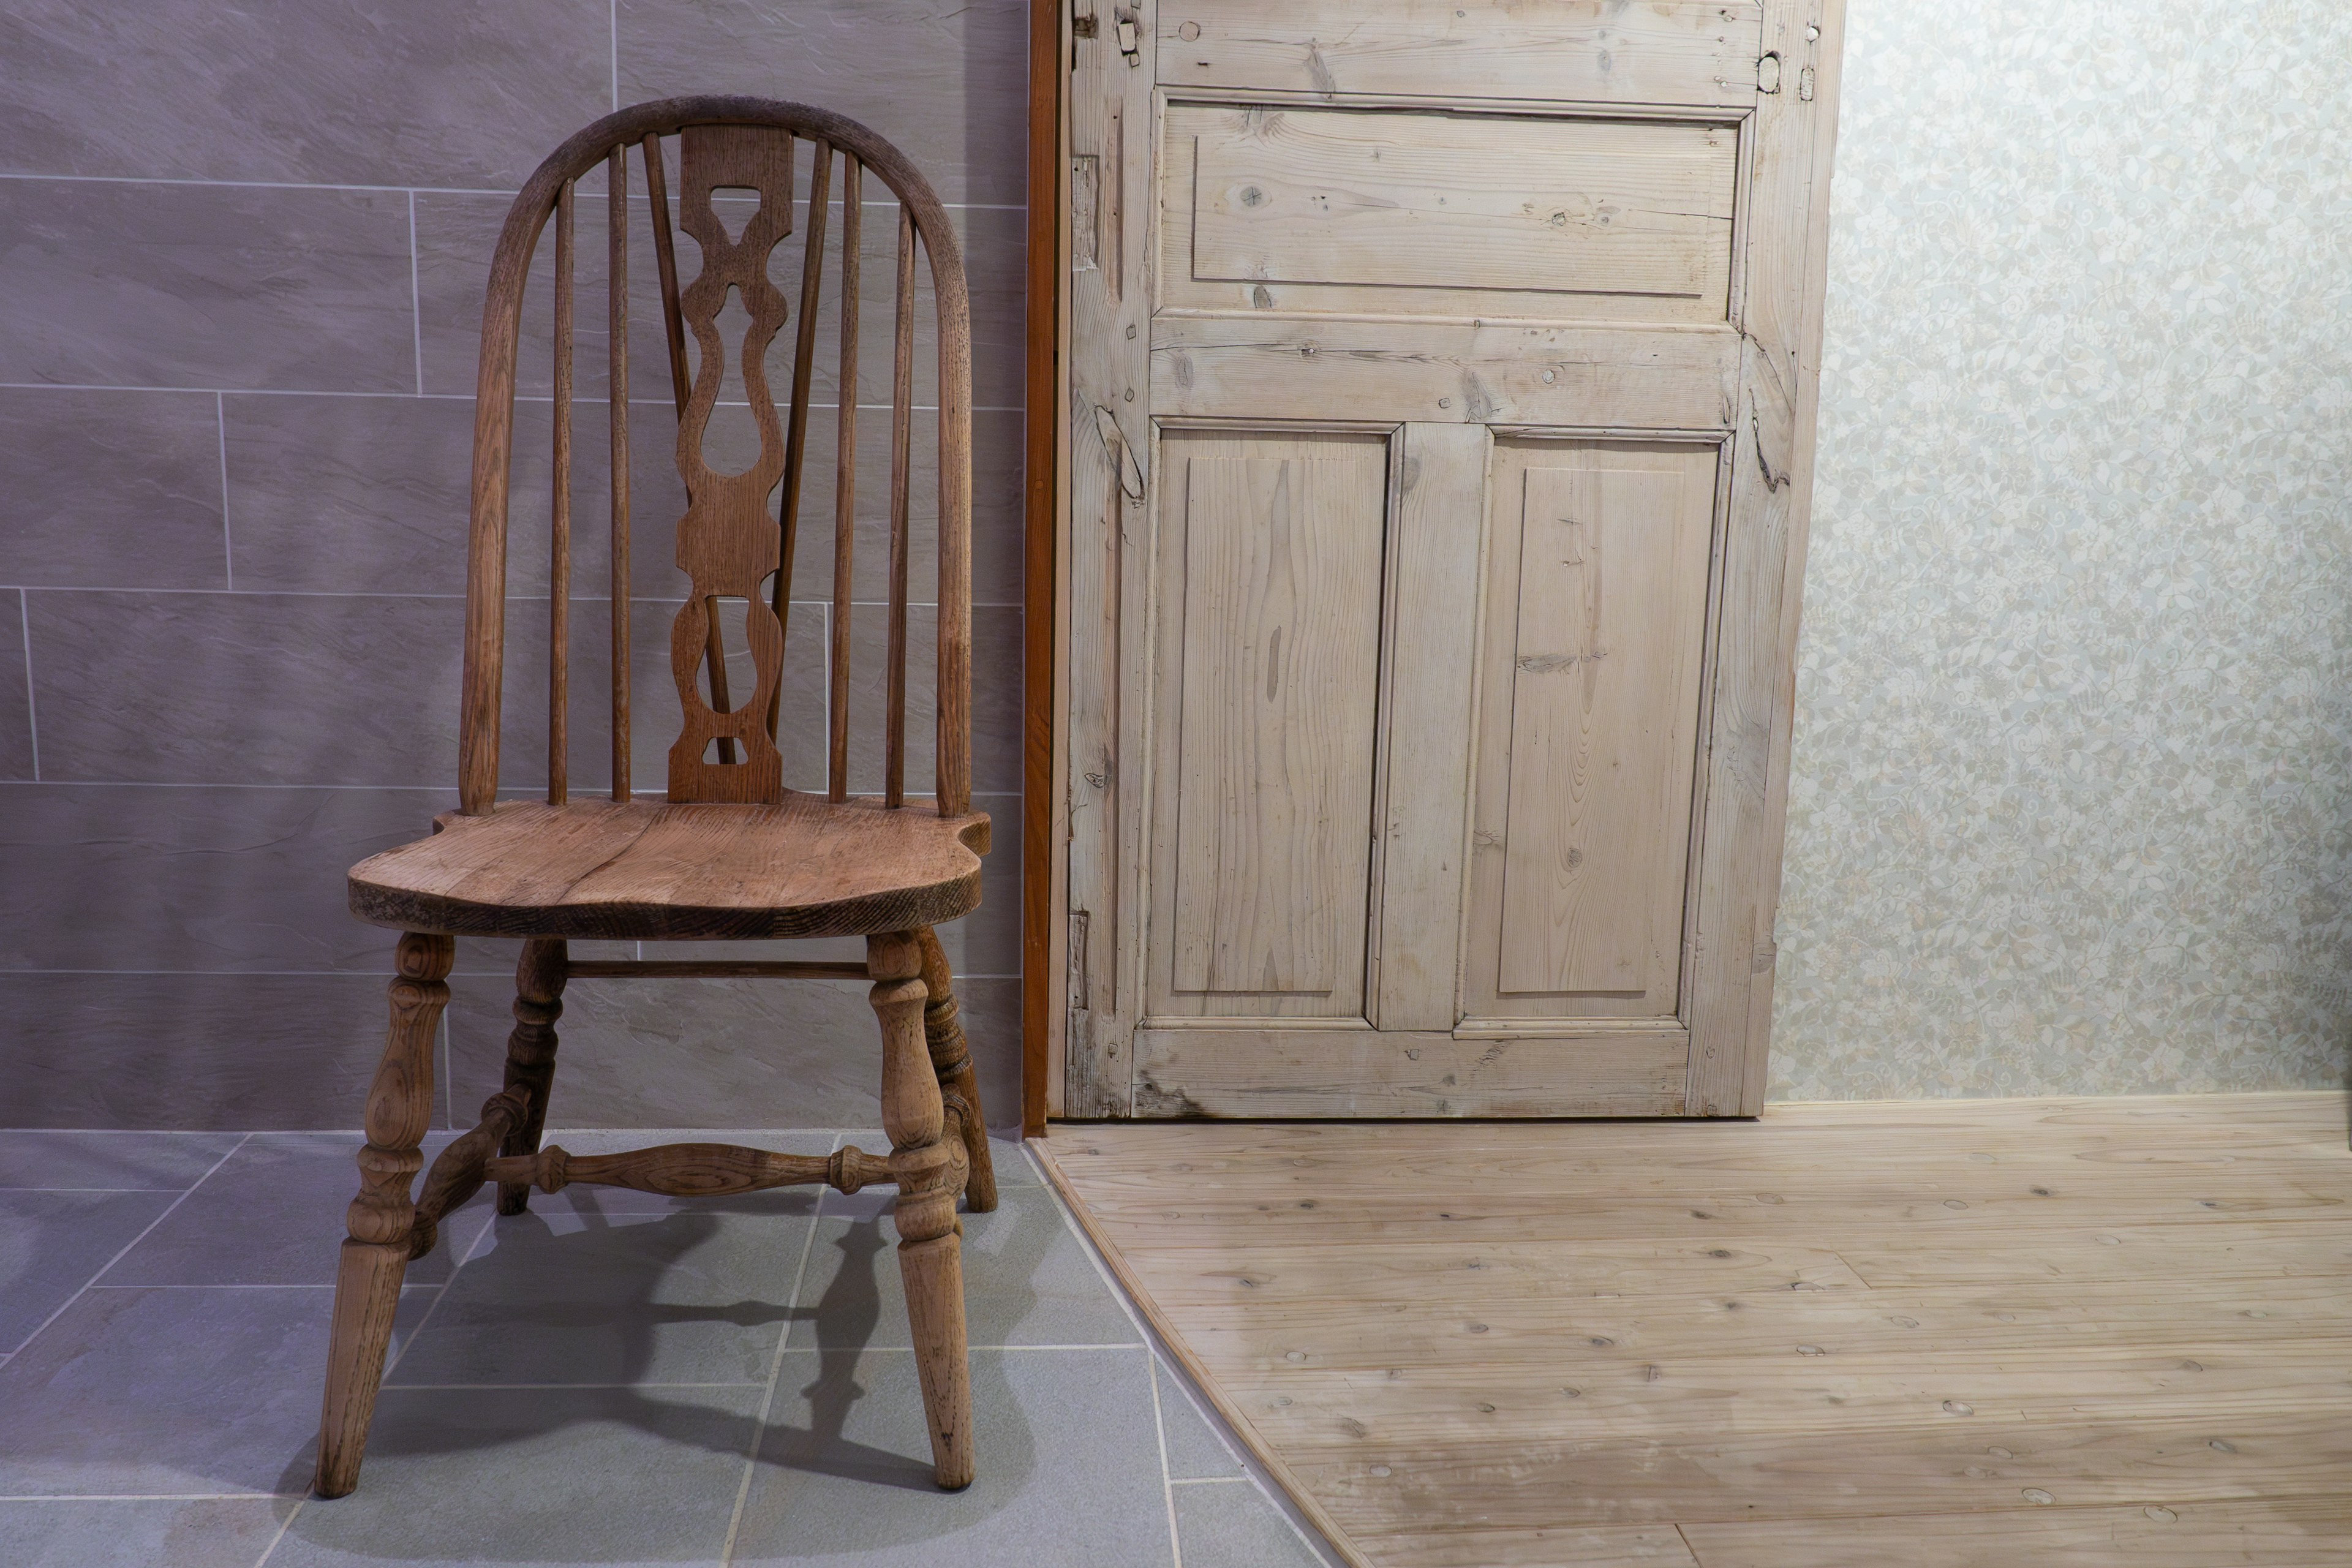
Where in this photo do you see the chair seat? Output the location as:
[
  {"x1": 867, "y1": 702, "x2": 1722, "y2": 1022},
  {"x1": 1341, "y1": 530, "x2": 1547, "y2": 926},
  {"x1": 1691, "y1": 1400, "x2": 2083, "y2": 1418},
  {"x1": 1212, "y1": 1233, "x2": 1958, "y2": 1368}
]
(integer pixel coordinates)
[{"x1": 348, "y1": 794, "x2": 990, "y2": 941}]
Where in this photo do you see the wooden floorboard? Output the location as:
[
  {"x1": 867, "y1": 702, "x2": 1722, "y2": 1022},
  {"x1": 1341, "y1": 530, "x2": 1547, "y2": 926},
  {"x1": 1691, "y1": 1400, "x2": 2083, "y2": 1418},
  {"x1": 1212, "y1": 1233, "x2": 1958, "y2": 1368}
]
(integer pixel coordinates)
[{"x1": 1038, "y1": 1093, "x2": 2352, "y2": 1567}]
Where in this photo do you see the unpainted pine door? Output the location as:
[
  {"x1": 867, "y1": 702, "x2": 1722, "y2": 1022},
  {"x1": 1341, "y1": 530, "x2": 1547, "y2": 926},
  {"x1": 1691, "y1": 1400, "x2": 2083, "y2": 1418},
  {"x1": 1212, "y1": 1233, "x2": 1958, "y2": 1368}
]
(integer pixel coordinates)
[{"x1": 1057, "y1": 0, "x2": 1845, "y2": 1118}]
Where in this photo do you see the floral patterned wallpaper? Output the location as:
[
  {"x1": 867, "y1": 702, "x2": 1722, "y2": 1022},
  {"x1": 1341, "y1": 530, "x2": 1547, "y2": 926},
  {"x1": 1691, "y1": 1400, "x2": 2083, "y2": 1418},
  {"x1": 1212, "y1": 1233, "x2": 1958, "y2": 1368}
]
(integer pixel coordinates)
[{"x1": 1769, "y1": 0, "x2": 2352, "y2": 1097}]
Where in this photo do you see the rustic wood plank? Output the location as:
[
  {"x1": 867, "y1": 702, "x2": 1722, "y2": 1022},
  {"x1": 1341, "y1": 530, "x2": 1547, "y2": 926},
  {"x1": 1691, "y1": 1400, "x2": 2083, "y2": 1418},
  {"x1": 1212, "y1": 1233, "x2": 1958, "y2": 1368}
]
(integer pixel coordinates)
[
  {"x1": 1043, "y1": 1094, "x2": 2352, "y2": 1561},
  {"x1": 1131, "y1": 1027, "x2": 1690, "y2": 1118},
  {"x1": 1369, "y1": 423, "x2": 1487, "y2": 1031},
  {"x1": 1151, "y1": 317, "x2": 1738, "y2": 431},
  {"x1": 1159, "y1": 437, "x2": 1387, "y2": 1015},
  {"x1": 1158, "y1": 0, "x2": 1763, "y2": 109},
  {"x1": 1174, "y1": 106, "x2": 1737, "y2": 314},
  {"x1": 1680, "y1": 1498, "x2": 2352, "y2": 1567}
]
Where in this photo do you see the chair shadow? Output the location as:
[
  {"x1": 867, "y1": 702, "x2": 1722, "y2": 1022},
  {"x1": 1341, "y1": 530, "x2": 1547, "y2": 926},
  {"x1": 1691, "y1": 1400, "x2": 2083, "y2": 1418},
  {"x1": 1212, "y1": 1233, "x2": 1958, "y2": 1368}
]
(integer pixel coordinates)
[{"x1": 277, "y1": 1182, "x2": 1043, "y2": 1559}]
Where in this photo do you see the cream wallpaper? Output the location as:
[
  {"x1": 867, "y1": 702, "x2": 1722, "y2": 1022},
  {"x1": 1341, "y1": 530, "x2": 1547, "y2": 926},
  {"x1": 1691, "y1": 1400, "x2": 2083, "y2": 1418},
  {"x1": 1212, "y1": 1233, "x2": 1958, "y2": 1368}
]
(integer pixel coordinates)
[{"x1": 1770, "y1": 0, "x2": 2352, "y2": 1097}]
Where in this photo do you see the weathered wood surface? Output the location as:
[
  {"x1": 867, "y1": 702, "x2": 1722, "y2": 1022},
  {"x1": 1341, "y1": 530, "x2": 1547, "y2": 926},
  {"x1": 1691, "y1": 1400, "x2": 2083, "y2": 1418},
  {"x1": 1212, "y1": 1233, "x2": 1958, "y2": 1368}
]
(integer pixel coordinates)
[
  {"x1": 349, "y1": 795, "x2": 989, "y2": 941},
  {"x1": 1055, "y1": 0, "x2": 1842, "y2": 1117},
  {"x1": 1166, "y1": 105, "x2": 1738, "y2": 321},
  {"x1": 1041, "y1": 1093, "x2": 2352, "y2": 1562},
  {"x1": 1158, "y1": 0, "x2": 1763, "y2": 108}
]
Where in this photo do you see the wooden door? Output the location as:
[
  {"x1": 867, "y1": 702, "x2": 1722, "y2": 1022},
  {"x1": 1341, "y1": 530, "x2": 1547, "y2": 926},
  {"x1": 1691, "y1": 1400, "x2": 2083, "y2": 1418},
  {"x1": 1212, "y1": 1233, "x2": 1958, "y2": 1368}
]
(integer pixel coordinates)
[{"x1": 1052, "y1": 0, "x2": 1845, "y2": 1118}]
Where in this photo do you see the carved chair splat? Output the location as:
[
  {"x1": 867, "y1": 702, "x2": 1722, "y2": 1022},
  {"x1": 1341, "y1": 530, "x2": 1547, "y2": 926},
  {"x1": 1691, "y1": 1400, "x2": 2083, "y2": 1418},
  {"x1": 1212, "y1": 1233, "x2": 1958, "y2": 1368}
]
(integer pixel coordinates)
[{"x1": 314, "y1": 99, "x2": 992, "y2": 1503}]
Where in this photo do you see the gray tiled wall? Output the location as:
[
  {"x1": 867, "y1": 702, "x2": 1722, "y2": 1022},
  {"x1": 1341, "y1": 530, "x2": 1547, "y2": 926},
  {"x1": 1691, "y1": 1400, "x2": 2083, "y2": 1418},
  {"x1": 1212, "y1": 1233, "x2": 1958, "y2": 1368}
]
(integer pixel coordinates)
[{"x1": 0, "y1": 0, "x2": 1030, "y2": 1131}]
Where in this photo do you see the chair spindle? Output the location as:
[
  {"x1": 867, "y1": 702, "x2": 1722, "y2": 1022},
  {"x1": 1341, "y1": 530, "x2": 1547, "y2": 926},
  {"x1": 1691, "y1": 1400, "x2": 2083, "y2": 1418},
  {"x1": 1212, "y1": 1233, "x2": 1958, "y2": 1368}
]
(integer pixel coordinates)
[
  {"x1": 885, "y1": 206, "x2": 916, "y2": 808},
  {"x1": 828, "y1": 154, "x2": 862, "y2": 804},
  {"x1": 642, "y1": 132, "x2": 692, "y2": 412},
  {"x1": 608, "y1": 145, "x2": 631, "y2": 801},
  {"x1": 549, "y1": 179, "x2": 574, "y2": 805},
  {"x1": 768, "y1": 139, "x2": 832, "y2": 739}
]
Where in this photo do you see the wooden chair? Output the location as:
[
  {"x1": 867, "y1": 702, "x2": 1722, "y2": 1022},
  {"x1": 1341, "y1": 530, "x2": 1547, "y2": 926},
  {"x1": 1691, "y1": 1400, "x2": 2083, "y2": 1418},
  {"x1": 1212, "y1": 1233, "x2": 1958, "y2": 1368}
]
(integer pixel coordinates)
[{"x1": 312, "y1": 97, "x2": 995, "y2": 1499}]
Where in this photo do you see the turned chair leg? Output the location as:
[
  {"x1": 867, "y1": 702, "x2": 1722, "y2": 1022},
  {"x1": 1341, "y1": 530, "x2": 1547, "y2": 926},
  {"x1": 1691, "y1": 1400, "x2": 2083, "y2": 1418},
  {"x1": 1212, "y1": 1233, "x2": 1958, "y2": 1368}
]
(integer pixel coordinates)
[
  {"x1": 496, "y1": 938, "x2": 567, "y2": 1215},
  {"x1": 314, "y1": 932, "x2": 453, "y2": 1499},
  {"x1": 870, "y1": 930, "x2": 974, "y2": 1490},
  {"x1": 914, "y1": 925, "x2": 998, "y2": 1213}
]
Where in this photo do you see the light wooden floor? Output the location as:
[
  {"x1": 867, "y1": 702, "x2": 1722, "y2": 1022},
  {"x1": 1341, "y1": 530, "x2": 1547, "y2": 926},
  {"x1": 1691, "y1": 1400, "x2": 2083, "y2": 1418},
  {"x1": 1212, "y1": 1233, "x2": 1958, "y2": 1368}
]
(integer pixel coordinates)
[{"x1": 1038, "y1": 1094, "x2": 2352, "y2": 1567}]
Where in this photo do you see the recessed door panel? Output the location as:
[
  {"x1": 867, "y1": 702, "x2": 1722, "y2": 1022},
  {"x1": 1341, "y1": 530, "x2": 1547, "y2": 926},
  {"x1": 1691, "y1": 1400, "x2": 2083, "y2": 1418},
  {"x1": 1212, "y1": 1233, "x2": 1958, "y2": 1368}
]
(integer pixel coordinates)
[
  {"x1": 1163, "y1": 105, "x2": 1738, "y2": 325},
  {"x1": 1150, "y1": 431, "x2": 1388, "y2": 1020},
  {"x1": 1465, "y1": 440, "x2": 1718, "y2": 1022}
]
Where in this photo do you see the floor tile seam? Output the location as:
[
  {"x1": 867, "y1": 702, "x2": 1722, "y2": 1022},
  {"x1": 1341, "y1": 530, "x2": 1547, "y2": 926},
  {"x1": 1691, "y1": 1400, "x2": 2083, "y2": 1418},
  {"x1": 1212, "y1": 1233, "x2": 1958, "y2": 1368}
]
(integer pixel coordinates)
[
  {"x1": 85, "y1": 1283, "x2": 339, "y2": 1290},
  {"x1": 0, "y1": 1492, "x2": 298, "y2": 1502},
  {"x1": 6, "y1": 1131, "x2": 252, "y2": 1358},
  {"x1": 381, "y1": 1381, "x2": 769, "y2": 1391},
  {"x1": 251, "y1": 1496, "x2": 304, "y2": 1568},
  {"x1": 1149, "y1": 1333, "x2": 1185, "y2": 1568},
  {"x1": 0, "y1": 1186, "x2": 193, "y2": 1193},
  {"x1": 377, "y1": 1202, "x2": 500, "y2": 1382},
  {"x1": 1166, "y1": 1475, "x2": 1251, "y2": 1487},
  {"x1": 715, "y1": 1129, "x2": 839, "y2": 1566}
]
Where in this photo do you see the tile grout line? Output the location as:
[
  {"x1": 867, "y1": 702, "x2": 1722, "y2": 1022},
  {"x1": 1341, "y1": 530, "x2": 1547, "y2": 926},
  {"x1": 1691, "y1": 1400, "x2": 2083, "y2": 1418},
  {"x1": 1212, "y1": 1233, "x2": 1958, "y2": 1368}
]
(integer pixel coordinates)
[
  {"x1": 18, "y1": 588, "x2": 37, "y2": 781},
  {"x1": 407, "y1": 190, "x2": 425, "y2": 397},
  {"x1": 376, "y1": 1198, "x2": 500, "y2": 1384},
  {"x1": 1165, "y1": 1476, "x2": 1250, "y2": 1486},
  {"x1": 0, "y1": 172, "x2": 1027, "y2": 209},
  {"x1": 1150, "y1": 1334, "x2": 1185, "y2": 1568},
  {"x1": 5, "y1": 1133, "x2": 250, "y2": 1359},
  {"x1": 716, "y1": 1127, "x2": 840, "y2": 1565},
  {"x1": 215, "y1": 392, "x2": 233, "y2": 590},
  {"x1": 249, "y1": 1499, "x2": 304, "y2": 1568},
  {"x1": 608, "y1": 0, "x2": 620, "y2": 111},
  {"x1": 0, "y1": 1493, "x2": 295, "y2": 1503},
  {"x1": 0, "y1": 382, "x2": 1027, "y2": 412}
]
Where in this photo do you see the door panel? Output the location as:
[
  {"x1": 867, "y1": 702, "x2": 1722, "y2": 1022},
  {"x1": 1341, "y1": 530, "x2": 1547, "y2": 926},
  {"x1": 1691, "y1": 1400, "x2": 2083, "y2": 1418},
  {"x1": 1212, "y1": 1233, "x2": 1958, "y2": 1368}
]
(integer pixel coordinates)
[
  {"x1": 1156, "y1": 0, "x2": 1764, "y2": 110},
  {"x1": 1166, "y1": 105, "x2": 1738, "y2": 322},
  {"x1": 1150, "y1": 430, "x2": 1387, "y2": 1020},
  {"x1": 1466, "y1": 442, "x2": 1717, "y2": 1023},
  {"x1": 1059, "y1": 0, "x2": 1844, "y2": 1118}
]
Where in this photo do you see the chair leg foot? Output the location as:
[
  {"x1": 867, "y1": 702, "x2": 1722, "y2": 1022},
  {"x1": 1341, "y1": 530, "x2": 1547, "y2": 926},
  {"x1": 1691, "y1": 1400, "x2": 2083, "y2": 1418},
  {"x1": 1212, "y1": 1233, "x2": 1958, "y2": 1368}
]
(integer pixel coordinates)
[
  {"x1": 898, "y1": 1230, "x2": 975, "y2": 1490},
  {"x1": 313, "y1": 932, "x2": 451, "y2": 1499},
  {"x1": 314, "y1": 1238, "x2": 412, "y2": 1498},
  {"x1": 872, "y1": 930, "x2": 977, "y2": 1490}
]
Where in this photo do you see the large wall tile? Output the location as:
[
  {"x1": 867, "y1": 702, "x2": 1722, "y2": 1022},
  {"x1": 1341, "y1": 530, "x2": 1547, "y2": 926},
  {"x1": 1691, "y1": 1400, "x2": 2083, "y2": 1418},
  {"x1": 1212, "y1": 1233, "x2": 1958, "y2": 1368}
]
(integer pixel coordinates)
[
  {"x1": 616, "y1": 0, "x2": 1029, "y2": 207},
  {"x1": 0, "y1": 181, "x2": 415, "y2": 393},
  {"x1": 26, "y1": 590, "x2": 467, "y2": 786},
  {"x1": 0, "y1": 389, "x2": 225, "y2": 590},
  {"x1": 224, "y1": 393, "x2": 606, "y2": 596},
  {"x1": 0, "y1": 594, "x2": 30, "y2": 781},
  {"x1": 0, "y1": 973, "x2": 412, "y2": 1128},
  {"x1": 0, "y1": 0, "x2": 611, "y2": 188},
  {"x1": 445, "y1": 974, "x2": 1019, "y2": 1129},
  {"x1": 0, "y1": 783, "x2": 442, "y2": 973}
]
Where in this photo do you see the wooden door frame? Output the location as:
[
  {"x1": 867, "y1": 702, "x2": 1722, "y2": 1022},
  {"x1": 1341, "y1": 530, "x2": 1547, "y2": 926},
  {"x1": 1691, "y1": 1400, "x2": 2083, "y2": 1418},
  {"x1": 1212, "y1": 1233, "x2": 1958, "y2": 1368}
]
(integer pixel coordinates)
[
  {"x1": 1021, "y1": 0, "x2": 1062, "y2": 1136},
  {"x1": 1019, "y1": 1, "x2": 1848, "y2": 1133}
]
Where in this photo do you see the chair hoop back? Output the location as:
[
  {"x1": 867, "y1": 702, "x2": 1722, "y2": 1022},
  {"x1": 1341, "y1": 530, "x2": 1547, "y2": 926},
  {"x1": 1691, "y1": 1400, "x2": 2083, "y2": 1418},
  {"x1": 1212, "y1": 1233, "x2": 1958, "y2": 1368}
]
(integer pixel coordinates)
[{"x1": 456, "y1": 97, "x2": 974, "y2": 820}]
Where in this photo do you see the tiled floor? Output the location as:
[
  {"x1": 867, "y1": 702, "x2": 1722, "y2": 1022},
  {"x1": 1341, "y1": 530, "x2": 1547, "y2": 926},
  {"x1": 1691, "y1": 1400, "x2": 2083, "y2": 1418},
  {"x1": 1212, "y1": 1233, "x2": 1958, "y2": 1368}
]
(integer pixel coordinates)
[{"x1": 0, "y1": 1128, "x2": 1340, "y2": 1567}]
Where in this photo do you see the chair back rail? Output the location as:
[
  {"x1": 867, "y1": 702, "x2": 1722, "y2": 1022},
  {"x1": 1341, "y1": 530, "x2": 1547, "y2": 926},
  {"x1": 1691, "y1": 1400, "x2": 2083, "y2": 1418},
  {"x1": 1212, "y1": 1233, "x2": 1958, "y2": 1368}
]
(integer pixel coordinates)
[{"x1": 457, "y1": 97, "x2": 974, "y2": 820}]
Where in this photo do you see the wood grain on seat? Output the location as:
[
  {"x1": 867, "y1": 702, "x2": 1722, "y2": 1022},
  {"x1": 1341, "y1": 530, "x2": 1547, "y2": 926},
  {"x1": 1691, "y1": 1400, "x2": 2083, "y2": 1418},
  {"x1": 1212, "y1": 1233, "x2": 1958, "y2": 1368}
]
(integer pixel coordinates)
[{"x1": 349, "y1": 796, "x2": 989, "y2": 941}]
